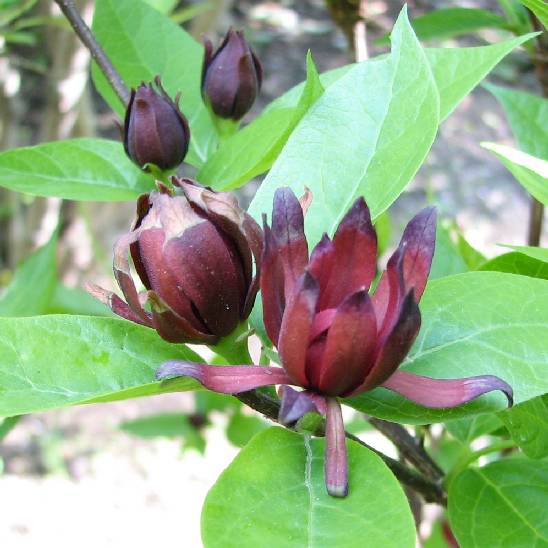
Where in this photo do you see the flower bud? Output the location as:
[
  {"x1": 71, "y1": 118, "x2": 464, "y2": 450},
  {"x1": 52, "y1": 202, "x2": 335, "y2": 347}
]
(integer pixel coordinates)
[
  {"x1": 89, "y1": 178, "x2": 263, "y2": 344},
  {"x1": 201, "y1": 28, "x2": 263, "y2": 120},
  {"x1": 123, "y1": 76, "x2": 190, "y2": 170}
]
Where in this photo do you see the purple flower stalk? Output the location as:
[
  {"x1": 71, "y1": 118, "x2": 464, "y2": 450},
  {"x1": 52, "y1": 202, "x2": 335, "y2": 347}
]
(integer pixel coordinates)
[
  {"x1": 156, "y1": 188, "x2": 513, "y2": 497},
  {"x1": 89, "y1": 178, "x2": 262, "y2": 344}
]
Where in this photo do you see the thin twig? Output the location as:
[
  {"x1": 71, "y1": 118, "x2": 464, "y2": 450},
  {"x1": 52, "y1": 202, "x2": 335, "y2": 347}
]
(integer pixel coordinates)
[
  {"x1": 368, "y1": 417, "x2": 444, "y2": 481},
  {"x1": 236, "y1": 389, "x2": 446, "y2": 505},
  {"x1": 53, "y1": 0, "x2": 129, "y2": 107}
]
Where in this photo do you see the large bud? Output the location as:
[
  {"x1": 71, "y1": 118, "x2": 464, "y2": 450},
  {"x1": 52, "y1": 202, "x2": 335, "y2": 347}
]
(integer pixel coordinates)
[
  {"x1": 123, "y1": 76, "x2": 190, "y2": 170},
  {"x1": 201, "y1": 28, "x2": 263, "y2": 120},
  {"x1": 89, "y1": 178, "x2": 263, "y2": 344}
]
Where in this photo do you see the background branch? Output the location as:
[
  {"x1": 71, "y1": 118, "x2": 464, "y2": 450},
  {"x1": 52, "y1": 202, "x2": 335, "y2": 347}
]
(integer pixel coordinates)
[{"x1": 53, "y1": 0, "x2": 129, "y2": 107}]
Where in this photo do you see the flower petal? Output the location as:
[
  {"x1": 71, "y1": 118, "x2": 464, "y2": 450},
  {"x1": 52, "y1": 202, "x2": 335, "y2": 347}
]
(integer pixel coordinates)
[
  {"x1": 271, "y1": 187, "x2": 309, "y2": 298},
  {"x1": 260, "y1": 221, "x2": 286, "y2": 345},
  {"x1": 351, "y1": 291, "x2": 420, "y2": 395},
  {"x1": 325, "y1": 397, "x2": 348, "y2": 497},
  {"x1": 156, "y1": 361, "x2": 292, "y2": 393},
  {"x1": 398, "y1": 206, "x2": 437, "y2": 301},
  {"x1": 278, "y1": 271, "x2": 319, "y2": 388},
  {"x1": 316, "y1": 290, "x2": 377, "y2": 396},
  {"x1": 278, "y1": 385, "x2": 321, "y2": 425},
  {"x1": 382, "y1": 370, "x2": 513, "y2": 408},
  {"x1": 318, "y1": 198, "x2": 377, "y2": 310}
]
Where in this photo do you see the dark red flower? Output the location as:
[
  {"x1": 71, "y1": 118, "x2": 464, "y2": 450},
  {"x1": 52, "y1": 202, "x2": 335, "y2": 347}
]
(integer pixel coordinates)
[
  {"x1": 201, "y1": 28, "x2": 262, "y2": 120},
  {"x1": 123, "y1": 76, "x2": 190, "y2": 170},
  {"x1": 88, "y1": 178, "x2": 262, "y2": 344},
  {"x1": 157, "y1": 188, "x2": 512, "y2": 497}
]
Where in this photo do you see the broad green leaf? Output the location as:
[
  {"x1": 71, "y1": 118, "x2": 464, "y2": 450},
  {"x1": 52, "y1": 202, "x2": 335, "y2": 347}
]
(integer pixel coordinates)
[
  {"x1": 448, "y1": 460, "x2": 548, "y2": 547},
  {"x1": 426, "y1": 33, "x2": 536, "y2": 121},
  {"x1": 45, "y1": 284, "x2": 114, "y2": 316},
  {"x1": 142, "y1": 0, "x2": 178, "y2": 13},
  {"x1": 485, "y1": 84, "x2": 548, "y2": 159},
  {"x1": 249, "y1": 8, "x2": 439, "y2": 245},
  {"x1": 91, "y1": 0, "x2": 215, "y2": 167},
  {"x1": 195, "y1": 391, "x2": 241, "y2": 413},
  {"x1": 482, "y1": 142, "x2": 548, "y2": 204},
  {"x1": 198, "y1": 53, "x2": 324, "y2": 190},
  {"x1": 457, "y1": 232, "x2": 486, "y2": 270},
  {"x1": 502, "y1": 244, "x2": 548, "y2": 263},
  {"x1": 0, "y1": 415, "x2": 21, "y2": 441},
  {"x1": 377, "y1": 8, "x2": 508, "y2": 44},
  {"x1": 347, "y1": 272, "x2": 548, "y2": 424},
  {"x1": 0, "y1": 232, "x2": 57, "y2": 316},
  {"x1": 430, "y1": 224, "x2": 468, "y2": 279},
  {"x1": 0, "y1": 139, "x2": 153, "y2": 200},
  {"x1": 201, "y1": 427, "x2": 415, "y2": 548},
  {"x1": 226, "y1": 412, "x2": 269, "y2": 447},
  {"x1": 0, "y1": 316, "x2": 201, "y2": 417},
  {"x1": 445, "y1": 414, "x2": 503, "y2": 444},
  {"x1": 521, "y1": 0, "x2": 548, "y2": 29},
  {"x1": 499, "y1": 395, "x2": 548, "y2": 458},
  {"x1": 479, "y1": 251, "x2": 548, "y2": 279}
]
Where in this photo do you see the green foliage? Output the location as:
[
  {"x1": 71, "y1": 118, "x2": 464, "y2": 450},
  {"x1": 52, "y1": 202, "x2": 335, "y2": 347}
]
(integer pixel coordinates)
[
  {"x1": 198, "y1": 53, "x2": 324, "y2": 190},
  {"x1": 92, "y1": 0, "x2": 216, "y2": 167},
  {"x1": 502, "y1": 245, "x2": 548, "y2": 262},
  {"x1": 0, "y1": 231, "x2": 57, "y2": 316},
  {"x1": 226, "y1": 412, "x2": 269, "y2": 448},
  {"x1": 500, "y1": 395, "x2": 548, "y2": 458},
  {"x1": 348, "y1": 272, "x2": 548, "y2": 423},
  {"x1": 0, "y1": 139, "x2": 153, "y2": 201},
  {"x1": 479, "y1": 251, "x2": 548, "y2": 279},
  {"x1": 445, "y1": 414, "x2": 504, "y2": 444},
  {"x1": 249, "y1": 8, "x2": 439, "y2": 245},
  {"x1": 201, "y1": 428, "x2": 416, "y2": 548},
  {"x1": 429, "y1": 224, "x2": 468, "y2": 279},
  {"x1": 448, "y1": 460, "x2": 548, "y2": 547},
  {"x1": 45, "y1": 284, "x2": 114, "y2": 316},
  {"x1": 0, "y1": 316, "x2": 201, "y2": 417},
  {"x1": 521, "y1": 0, "x2": 548, "y2": 29},
  {"x1": 482, "y1": 142, "x2": 548, "y2": 204}
]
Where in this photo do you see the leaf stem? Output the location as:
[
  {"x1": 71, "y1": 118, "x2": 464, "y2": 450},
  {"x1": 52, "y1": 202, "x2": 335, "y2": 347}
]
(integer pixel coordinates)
[
  {"x1": 53, "y1": 0, "x2": 130, "y2": 107},
  {"x1": 444, "y1": 438, "x2": 516, "y2": 488}
]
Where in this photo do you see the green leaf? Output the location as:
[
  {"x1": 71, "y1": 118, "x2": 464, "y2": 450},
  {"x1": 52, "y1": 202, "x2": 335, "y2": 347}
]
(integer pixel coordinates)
[
  {"x1": 0, "y1": 232, "x2": 57, "y2": 316},
  {"x1": 521, "y1": 0, "x2": 548, "y2": 29},
  {"x1": 499, "y1": 395, "x2": 548, "y2": 458},
  {"x1": 0, "y1": 316, "x2": 201, "y2": 418},
  {"x1": 426, "y1": 33, "x2": 536, "y2": 121},
  {"x1": 92, "y1": 0, "x2": 216, "y2": 167},
  {"x1": 226, "y1": 412, "x2": 269, "y2": 448},
  {"x1": 249, "y1": 7, "x2": 439, "y2": 245},
  {"x1": 45, "y1": 284, "x2": 114, "y2": 316},
  {"x1": 347, "y1": 272, "x2": 548, "y2": 424},
  {"x1": 120, "y1": 412, "x2": 196, "y2": 437},
  {"x1": 479, "y1": 251, "x2": 548, "y2": 279},
  {"x1": 142, "y1": 0, "x2": 178, "y2": 13},
  {"x1": 445, "y1": 414, "x2": 503, "y2": 444},
  {"x1": 430, "y1": 224, "x2": 468, "y2": 279},
  {"x1": 448, "y1": 459, "x2": 548, "y2": 547},
  {"x1": 501, "y1": 244, "x2": 548, "y2": 263},
  {"x1": 485, "y1": 84, "x2": 548, "y2": 159},
  {"x1": 0, "y1": 139, "x2": 153, "y2": 200},
  {"x1": 201, "y1": 427, "x2": 415, "y2": 548},
  {"x1": 0, "y1": 415, "x2": 21, "y2": 441},
  {"x1": 482, "y1": 142, "x2": 548, "y2": 204},
  {"x1": 198, "y1": 52, "x2": 324, "y2": 190},
  {"x1": 377, "y1": 8, "x2": 508, "y2": 44},
  {"x1": 457, "y1": 232, "x2": 486, "y2": 270}
]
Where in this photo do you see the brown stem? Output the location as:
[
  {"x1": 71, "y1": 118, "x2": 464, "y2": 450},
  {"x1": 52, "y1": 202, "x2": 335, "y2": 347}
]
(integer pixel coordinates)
[
  {"x1": 53, "y1": 0, "x2": 129, "y2": 107},
  {"x1": 526, "y1": 12, "x2": 547, "y2": 246},
  {"x1": 368, "y1": 417, "x2": 444, "y2": 481},
  {"x1": 236, "y1": 389, "x2": 446, "y2": 505}
]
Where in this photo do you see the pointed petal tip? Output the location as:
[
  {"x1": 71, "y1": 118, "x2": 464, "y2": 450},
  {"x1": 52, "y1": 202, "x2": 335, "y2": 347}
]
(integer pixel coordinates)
[
  {"x1": 155, "y1": 360, "x2": 194, "y2": 381},
  {"x1": 326, "y1": 483, "x2": 349, "y2": 498}
]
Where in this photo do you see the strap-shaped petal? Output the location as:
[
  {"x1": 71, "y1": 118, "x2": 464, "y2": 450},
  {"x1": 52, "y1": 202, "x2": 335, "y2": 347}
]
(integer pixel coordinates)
[
  {"x1": 271, "y1": 187, "x2": 309, "y2": 299},
  {"x1": 325, "y1": 397, "x2": 348, "y2": 497},
  {"x1": 316, "y1": 290, "x2": 377, "y2": 396},
  {"x1": 351, "y1": 291, "x2": 420, "y2": 395},
  {"x1": 382, "y1": 370, "x2": 513, "y2": 408},
  {"x1": 277, "y1": 271, "x2": 319, "y2": 388},
  {"x1": 317, "y1": 198, "x2": 377, "y2": 310},
  {"x1": 156, "y1": 361, "x2": 292, "y2": 393}
]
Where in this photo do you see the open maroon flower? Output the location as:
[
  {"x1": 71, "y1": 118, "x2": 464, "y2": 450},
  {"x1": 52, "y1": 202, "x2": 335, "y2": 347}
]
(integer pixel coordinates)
[
  {"x1": 157, "y1": 188, "x2": 512, "y2": 497},
  {"x1": 88, "y1": 178, "x2": 262, "y2": 344}
]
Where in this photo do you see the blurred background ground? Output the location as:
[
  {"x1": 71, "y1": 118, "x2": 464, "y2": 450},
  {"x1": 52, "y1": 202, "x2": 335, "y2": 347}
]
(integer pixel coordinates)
[{"x1": 0, "y1": 0, "x2": 546, "y2": 546}]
